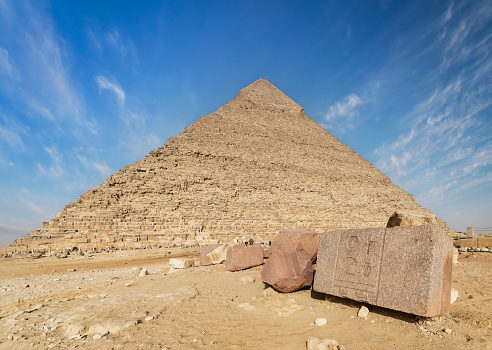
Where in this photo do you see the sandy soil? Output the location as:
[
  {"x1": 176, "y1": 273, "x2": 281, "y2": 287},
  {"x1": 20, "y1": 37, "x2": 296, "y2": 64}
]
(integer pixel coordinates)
[{"x1": 0, "y1": 248, "x2": 490, "y2": 350}]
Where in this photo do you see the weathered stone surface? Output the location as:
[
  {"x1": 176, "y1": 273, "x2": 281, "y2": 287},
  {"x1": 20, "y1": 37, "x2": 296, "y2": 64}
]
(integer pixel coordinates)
[
  {"x1": 313, "y1": 225, "x2": 453, "y2": 317},
  {"x1": 386, "y1": 210, "x2": 438, "y2": 228},
  {"x1": 306, "y1": 337, "x2": 345, "y2": 350},
  {"x1": 225, "y1": 244, "x2": 264, "y2": 271},
  {"x1": 478, "y1": 237, "x2": 492, "y2": 247},
  {"x1": 272, "y1": 228, "x2": 320, "y2": 263},
  {"x1": 456, "y1": 238, "x2": 478, "y2": 248},
  {"x1": 169, "y1": 258, "x2": 195, "y2": 269},
  {"x1": 263, "y1": 248, "x2": 272, "y2": 259},
  {"x1": 199, "y1": 244, "x2": 222, "y2": 266},
  {"x1": 206, "y1": 244, "x2": 230, "y2": 265},
  {"x1": 261, "y1": 250, "x2": 314, "y2": 293},
  {"x1": 2, "y1": 78, "x2": 453, "y2": 256}
]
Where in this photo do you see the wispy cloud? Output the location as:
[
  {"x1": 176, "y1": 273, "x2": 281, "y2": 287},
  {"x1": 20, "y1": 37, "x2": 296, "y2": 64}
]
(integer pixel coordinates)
[
  {"x1": 105, "y1": 27, "x2": 139, "y2": 64},
  {"x1": 0, "y1": 47, "x2": 14, "y2": 77},
  {"x1": 76, "y1": 154, "x2": 112, "y2": 178},
  {"x1": 323, "y1": 94, "x2": 363, "y2": 133},
  {"x1": 375, "y1": 1, "x2": 492, "y2": 208},
  {"x1": 325, "y1": 94, "x2": 362, "y2": 121},
  {"x1": 0, "y1": 1, "x2": 99, "y2": 135},
  {"x1": 16, "y1": 188, "x2": 50, "y2": 217},
  {"x1": 42, "y1": 145, "x2": 64, "y2": 178},
  {"x1": 95, "y1": 75, "x2": 126, "y2": 106}
]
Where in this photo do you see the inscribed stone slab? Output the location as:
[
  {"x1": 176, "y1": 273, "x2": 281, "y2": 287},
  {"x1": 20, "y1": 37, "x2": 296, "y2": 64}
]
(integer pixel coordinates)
[{"x1": 313, "y1": 225, "x2": 452, "y2": 317}]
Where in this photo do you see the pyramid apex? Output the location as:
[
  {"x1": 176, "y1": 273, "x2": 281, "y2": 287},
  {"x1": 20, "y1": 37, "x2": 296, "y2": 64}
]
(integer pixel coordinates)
[{"x1": 235, "y1": 78, "x2": 302, "y2": 113}]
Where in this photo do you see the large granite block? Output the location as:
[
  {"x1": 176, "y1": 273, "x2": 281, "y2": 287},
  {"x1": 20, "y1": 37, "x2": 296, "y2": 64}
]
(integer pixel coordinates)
[{"x1": 313, "y1": 225, "x2": 452, "y2": 317}]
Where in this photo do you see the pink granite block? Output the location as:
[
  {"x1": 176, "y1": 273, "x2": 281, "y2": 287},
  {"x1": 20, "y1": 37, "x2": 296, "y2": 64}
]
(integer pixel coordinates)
[{"x1": 313, "y1": 225, "x2": 452, "y2": 317}]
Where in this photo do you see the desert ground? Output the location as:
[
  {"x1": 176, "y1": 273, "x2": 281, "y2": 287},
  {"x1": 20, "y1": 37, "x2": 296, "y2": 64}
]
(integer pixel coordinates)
[{"x1": 0, "y1": 247, "x2": 490, "y2": 350}]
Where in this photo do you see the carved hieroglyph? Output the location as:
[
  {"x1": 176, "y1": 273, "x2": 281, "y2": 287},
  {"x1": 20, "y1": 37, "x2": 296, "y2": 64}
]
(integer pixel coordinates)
[{"x1": 314, "y1": 225, "x2": 453, "y2": 317}]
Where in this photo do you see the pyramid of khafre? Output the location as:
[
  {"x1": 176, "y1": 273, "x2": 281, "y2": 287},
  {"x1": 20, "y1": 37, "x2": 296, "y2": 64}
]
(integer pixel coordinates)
[{"x1": 4, "y1": 78, "x2": 450, "y2": 254}]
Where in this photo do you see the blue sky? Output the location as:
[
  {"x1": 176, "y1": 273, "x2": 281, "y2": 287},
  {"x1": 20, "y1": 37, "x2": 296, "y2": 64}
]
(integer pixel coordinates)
[{"x1": 0, "y1": 0, "x2": 491, "y2": 246}]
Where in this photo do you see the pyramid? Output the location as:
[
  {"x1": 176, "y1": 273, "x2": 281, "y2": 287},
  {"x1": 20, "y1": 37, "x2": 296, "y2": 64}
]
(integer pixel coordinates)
[{"x1": 3, "y1": 78, "x2": 450, "y2": 254}]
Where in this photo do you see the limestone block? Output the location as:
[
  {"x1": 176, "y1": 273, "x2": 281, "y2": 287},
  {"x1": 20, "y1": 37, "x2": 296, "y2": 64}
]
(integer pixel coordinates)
[
  {"x1": 478, "y1": 237, "x2": 492, "y2": 247},
  {"x1": 306, "y1": 337, "x2": 345, "y2": 350},
  {"x1": 169, "y1": 258, "x2": 195, "y2": 269},
  {"x1": 456, "y1": 238, "x2": 478, "y2": 248},
  {"x1": 313, "y1": 225, "x2": 453, "y2": 317},
  {"x1": 199, "y1": 244, "x2": 222, "y2": 266}
]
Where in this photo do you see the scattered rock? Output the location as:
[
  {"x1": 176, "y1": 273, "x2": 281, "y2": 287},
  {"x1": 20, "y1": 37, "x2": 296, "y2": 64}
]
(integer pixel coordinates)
[
  {"x1": 225, "y1": 244, "x2": 264, "y2": 272},
  {"x1": 261, "y1": 250, "x2": 314, "y2": 293},
  {"x1": 169, "y1": 258, "x2": 195, "y2": 269},
  {"x1": 450, "y1": 288, "x2": 458, "y2": 304},
  {"x1": 65, "y1": 324, "x2": 85, "y2": 338},
  {"x1": 237, "y1": 303, "x2": 256, "y2": 311},
  {"x1": 453, "y1": 247, "x2": 459, "y2": 265},
  {"x1": 307, "y1": 337, "x2": 345, "y2": 350},
  {"x1": 358, "y1": 306, "x2": 369, "y2": 318},
  {"x1": 315, "y1": 318, "x2": 327, "y2": 326},
  {"x1": 262, "y1": 295, "x2": 305, "y2": 317},
  {"x1": 238, "y1": 276, "x2": 255, "y2": 284},
  {"x1": 199, "y1": 244, "x2": 222, "y2": 266},
  {"x1": 93, "y1": 331, "x2": 109, "y2": 340},
  {"x1": 444, "y1": 328, "x2": 452, "y2": 335},
  {"x1": 138, "y1": 267, "x2": 149, "y2": 277},
  {"x1": 200, "y1": 244, "x2": 230, "y2": 266},
  {"x1": 272, "y1": 228, "x2": 320, "y2": 263}
]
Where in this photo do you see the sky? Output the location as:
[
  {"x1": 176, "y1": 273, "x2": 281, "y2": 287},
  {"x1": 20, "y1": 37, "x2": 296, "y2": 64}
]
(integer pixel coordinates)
[{"x1": 0, "y1": 0, "x2": 491, "y2": 247}]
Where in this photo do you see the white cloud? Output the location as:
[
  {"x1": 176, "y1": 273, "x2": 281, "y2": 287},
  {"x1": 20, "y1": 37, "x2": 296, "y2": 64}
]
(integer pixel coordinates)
[
  {"x1": 43, "y1": 145, "x2": 64, "y2": 178},
  {"x1": 374, "y1": 1, "x2": 492, "y2": 207},
  {"x1": 105, "y1": 27, "x2": 138, "y2": 63},
  {"x1": 77, "y1": 154, "x2": 112, "y2": 178},
  {"x1": 0, "y1": 47, "x2": 14, "y2": 77},
  {"x1": 16, "y1": 188, "x2": 49, "y2": 217},
  {"x1": 95, "y1": 75, "x2": 125, "y2": 105},
  {"x1": 325, "y1": 94, "x2": 362, "y2": 122}
]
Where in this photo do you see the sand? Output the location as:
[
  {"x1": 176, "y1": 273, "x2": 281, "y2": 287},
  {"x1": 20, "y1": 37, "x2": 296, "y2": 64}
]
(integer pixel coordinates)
[{"x1": 0, "y1": 248, "x2": 490, "y2": 349}]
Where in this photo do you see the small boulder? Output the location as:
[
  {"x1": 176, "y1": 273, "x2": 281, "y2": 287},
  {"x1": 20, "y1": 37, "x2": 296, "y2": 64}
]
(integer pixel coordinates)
[
  {"x1": 206, "y1": 244, "x2": 230, "y2": 265},
  {"x1": 138, "y1": 267, "x2": 149, "y2": 277},
  {"x1": 314, "y1": 318, "x2": 327, "y2": 326},
  {"x1": 450, "y1": 288, "x2": 458, "y2": 304},
  {"x1": 272, "y1": 228, "x2": 319, "y2": 263},
  {"x1": 307, "y1": 337, "x2": 345, "y2": 350},
  {"x1": 261, "y1": 250, "x2": 314, "y2": 293},
  {"x1": 225, "y1": 244, "x2": 264, "y2": 271},
  {"x1": 358, "y1": 305, "x2": 369, "y2": 318},
  {"x1": 199, "y1": 244, "x2": 222, "y2": 266},
  {"x1": 170, "y1": 258, "x2": 195, "y2": 269},
  {"x1": 263, "y1": 248, "x2": 273, "y2": 259}
]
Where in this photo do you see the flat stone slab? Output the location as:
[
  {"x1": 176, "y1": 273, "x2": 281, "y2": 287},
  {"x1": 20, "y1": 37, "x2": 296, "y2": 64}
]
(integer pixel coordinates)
[{"x1": 313, "y1": 224, "x2": 453, "y2": 317}]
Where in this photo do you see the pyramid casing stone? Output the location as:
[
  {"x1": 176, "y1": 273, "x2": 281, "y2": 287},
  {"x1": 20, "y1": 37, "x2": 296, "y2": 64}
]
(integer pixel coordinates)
[{"x1": 313, "y1": 224, "x2": 453, "y2": 317}]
